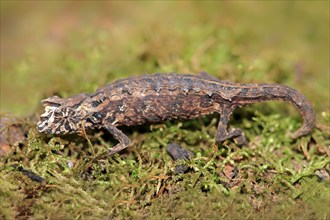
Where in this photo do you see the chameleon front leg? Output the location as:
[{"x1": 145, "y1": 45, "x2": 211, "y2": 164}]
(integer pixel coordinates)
[
  {"x1": 104, "y1": 124, "x2": 131, "y2": 156},
  {"x1": 215, "y1": 105, "x2": 246, "y2": 146}
]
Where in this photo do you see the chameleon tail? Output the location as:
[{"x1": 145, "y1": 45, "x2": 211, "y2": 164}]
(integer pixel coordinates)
[
  {"x1": 236, "y1": 84, "x2": 315, "y2": 139},
  {"x1": 281, "y1": 85, "x2": 316, "y2": 139}
]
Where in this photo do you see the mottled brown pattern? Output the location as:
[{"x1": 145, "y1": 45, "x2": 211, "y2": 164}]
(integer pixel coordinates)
[{"x1": 37, "y1": 73, "x2": 315, "y2": 156}]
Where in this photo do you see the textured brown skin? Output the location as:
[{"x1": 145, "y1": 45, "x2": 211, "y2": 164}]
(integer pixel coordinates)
[{"x1": 37, "y1": 73, "x2": 315, "y2": 156}]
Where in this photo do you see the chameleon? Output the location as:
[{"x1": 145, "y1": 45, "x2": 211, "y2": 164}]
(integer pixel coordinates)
[{"x1": 37, "y1": 73, "x2": 315, "y2": 156}]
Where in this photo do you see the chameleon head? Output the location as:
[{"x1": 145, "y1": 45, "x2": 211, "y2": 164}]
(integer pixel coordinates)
[{"x1": 37, "y1": 96, "x2": 83, "y2": 134}]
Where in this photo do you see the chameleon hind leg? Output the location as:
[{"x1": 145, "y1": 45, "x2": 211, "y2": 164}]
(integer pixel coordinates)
[
  {"x1": 215, "y1": 105, "x2": 246, "y2": 146},
  {"x1": 105, "y1": 124, "x2": 131, "y2": 156}
]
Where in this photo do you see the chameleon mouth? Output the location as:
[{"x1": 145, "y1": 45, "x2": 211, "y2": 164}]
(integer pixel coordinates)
[
  {"x1": 37, "y1": 120, "x2": 51, "y2": 133},
  {"x1": 37, "y1": 119, "x2": 52, "y2": 133},
  {"x1": 37, "y1": 105, "x2": 57, "y2": 133}
]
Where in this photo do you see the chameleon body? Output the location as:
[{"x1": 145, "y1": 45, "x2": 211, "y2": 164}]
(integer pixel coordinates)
[{"x1": 37, "y1": 73, "x2": 315, "y2": 155}]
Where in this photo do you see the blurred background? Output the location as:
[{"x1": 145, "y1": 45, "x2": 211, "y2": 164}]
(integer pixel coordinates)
[{"x1": 1, "y1": 1, "x2": 329, "y2": 116}]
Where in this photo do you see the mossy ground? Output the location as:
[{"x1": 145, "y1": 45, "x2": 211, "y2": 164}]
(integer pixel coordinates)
[{"x1": 1, "y1": 2, "x2": 329, "y2": 219}]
